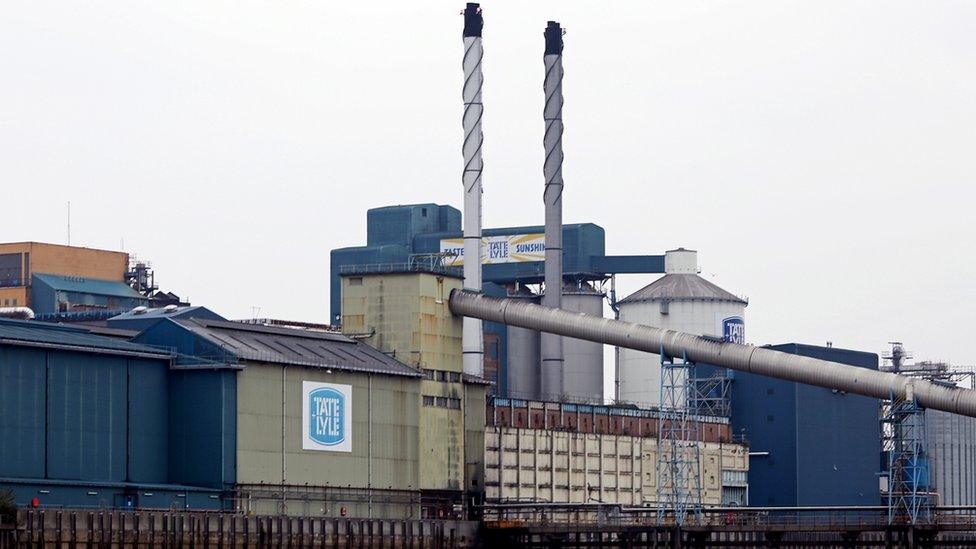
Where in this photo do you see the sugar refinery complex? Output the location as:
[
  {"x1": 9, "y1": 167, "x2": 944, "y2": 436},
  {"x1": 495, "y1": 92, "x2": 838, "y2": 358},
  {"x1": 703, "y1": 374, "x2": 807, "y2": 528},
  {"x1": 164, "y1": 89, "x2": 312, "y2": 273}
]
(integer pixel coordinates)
[{"x1": 2, "y1": 3, "x2": 976, "y2": 547}]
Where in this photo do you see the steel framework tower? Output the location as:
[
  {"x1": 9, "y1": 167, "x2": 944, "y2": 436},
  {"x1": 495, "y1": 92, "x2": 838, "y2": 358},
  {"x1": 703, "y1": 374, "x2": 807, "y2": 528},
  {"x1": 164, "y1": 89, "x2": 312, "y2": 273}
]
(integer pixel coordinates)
[
  {"x1": 656, "y1": 349, "x2": 703, "y2": 526},
  {"x1": 881, "y1": 390, "x2": 932, "y2": 525}
]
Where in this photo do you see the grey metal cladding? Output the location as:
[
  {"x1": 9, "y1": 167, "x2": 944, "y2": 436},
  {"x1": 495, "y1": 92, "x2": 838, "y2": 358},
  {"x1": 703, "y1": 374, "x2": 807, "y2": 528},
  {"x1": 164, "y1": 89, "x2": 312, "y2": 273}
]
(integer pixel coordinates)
[
  {"x1": 179, "y1": 319, "x2": 421, "y2": 378},
  {"x1": 618, "y1": 273, "x2": 748, "y2": 305},
  {"x1": 0, "y1": 319, "x2": 171, "y2": 356}
]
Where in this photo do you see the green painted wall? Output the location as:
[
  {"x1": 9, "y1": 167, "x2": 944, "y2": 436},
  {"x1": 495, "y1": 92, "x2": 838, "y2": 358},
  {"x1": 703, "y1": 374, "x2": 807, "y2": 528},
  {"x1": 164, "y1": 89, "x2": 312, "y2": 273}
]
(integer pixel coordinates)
[{"x1": 235, "y1": 362, "x2": 421, "y2": 517}]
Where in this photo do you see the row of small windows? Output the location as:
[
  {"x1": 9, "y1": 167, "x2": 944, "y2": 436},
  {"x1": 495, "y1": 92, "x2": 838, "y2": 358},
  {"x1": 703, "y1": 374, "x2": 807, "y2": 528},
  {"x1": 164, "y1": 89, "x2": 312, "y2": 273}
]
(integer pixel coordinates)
[
  {"x1": 2, "y1": 298, "x2": 18, "y2": 306},
  {"x1": 423, "y1": 369, "x2": 461, "y2": 383},
  {"x1": 423, "y1": 395, "x2": 461, "y2": 410}
]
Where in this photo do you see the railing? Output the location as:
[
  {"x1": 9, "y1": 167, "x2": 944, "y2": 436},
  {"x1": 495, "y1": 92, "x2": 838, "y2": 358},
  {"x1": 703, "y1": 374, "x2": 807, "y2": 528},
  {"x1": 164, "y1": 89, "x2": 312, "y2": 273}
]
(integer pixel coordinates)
[
  {"x1": 481, "y1": 503, "x2": 976, "y2": 529},
  {"x1": 339, "y1": 262, "x2": 461, "y2": 277}
]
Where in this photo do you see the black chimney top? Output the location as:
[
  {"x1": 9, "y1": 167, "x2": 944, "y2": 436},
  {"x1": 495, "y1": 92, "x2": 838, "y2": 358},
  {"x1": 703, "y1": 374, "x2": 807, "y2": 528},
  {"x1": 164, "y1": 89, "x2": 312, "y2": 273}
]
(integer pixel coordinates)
[
  {"x1": 544, "y1": 21, "x2": 563, "y2": 55},
  {"x1": 463, "y1": 3, "x2": 483, "y2": 38}
]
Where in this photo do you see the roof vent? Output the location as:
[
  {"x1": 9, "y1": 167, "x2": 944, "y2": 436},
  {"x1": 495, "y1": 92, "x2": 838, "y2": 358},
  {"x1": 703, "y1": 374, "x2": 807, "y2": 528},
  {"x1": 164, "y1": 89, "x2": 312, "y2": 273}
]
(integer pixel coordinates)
[
  {"x1": 163, "y1": 304, "x2": 179, "y2": 314},
  {"x1": 131, "y1": 306, "x2": 149, "y2": 315}
]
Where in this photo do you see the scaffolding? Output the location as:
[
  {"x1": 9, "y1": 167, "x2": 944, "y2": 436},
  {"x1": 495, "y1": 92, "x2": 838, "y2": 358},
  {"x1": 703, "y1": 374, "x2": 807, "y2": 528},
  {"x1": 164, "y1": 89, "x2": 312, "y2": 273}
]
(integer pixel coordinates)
[
  {"x1": 656, "y1": 349, "x2": 702, "y2": 526},
  {"x1": 881, "y1": 390, "x2": 931, "y2": 525}
]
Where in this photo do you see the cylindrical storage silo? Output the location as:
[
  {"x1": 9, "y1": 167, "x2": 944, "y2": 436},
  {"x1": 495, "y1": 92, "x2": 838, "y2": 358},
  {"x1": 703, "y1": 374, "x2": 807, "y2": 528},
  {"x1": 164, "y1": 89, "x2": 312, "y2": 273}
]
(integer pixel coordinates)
[
  {"x1": 926, "y1": 409, "x2": 976, "y2": 505},
  {"x1": 561, "y1": 281, "x2": 605, "y2": 403},
  {"x1": 617, "y1": 248, "x2": 747, "y2": 407},
  {"x1": 506, "y1": 288, "x2": 541, "y2": 400}
]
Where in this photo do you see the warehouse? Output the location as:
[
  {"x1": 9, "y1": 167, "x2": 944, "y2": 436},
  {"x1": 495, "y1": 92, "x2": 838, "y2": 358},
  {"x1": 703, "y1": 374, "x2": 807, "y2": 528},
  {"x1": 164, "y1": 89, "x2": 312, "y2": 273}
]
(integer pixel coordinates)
[
  {"x1": 702, "y1": 344, "x2": 882, "y2": 506},
  {"x1": 339, "y1": 264, "x2": 489, "y2": 517},
  {"x1": 134, "y1": 315, "x2": 486, "y2": 519},
  {"x1": 483, "y1": 397, "x2": 749, "y2": 507},
  {"x1": 0, "y1": 318, "x2": 223, "y2": 509}
]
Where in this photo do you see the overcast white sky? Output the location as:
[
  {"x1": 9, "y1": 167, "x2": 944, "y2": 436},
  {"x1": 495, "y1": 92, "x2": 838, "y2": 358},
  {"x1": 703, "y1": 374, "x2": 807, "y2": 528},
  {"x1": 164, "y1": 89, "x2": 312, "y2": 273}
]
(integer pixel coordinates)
[{"x1": 1, "y1": 2, "x2": 974, "y2": 368}]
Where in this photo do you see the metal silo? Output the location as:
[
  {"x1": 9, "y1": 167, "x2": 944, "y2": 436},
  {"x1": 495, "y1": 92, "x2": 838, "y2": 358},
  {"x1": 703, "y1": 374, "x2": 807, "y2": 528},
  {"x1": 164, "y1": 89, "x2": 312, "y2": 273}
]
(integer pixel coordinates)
[
  {"x1": 561, "y1": 281, "x2": 605, "y2": 403},
  {"x1": 926, "y1": 409, "x2": 976, "y2": 505},
  {"x1": 616, "y1": 248, "x2": 747, "y2": 407},
  {"x1": 505, "y1": 287, "x2": 541, "y2": 400}
]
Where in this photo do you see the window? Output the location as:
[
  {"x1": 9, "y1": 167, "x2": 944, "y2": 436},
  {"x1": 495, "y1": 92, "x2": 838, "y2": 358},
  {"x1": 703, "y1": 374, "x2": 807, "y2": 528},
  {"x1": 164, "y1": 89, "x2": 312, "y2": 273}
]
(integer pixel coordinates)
[
  {"x1": 349, "y1": 277, "x2": 363, "y2": 286},
  {"x1": 423, "y1": 395, "x2": 462, "y2": 410}
]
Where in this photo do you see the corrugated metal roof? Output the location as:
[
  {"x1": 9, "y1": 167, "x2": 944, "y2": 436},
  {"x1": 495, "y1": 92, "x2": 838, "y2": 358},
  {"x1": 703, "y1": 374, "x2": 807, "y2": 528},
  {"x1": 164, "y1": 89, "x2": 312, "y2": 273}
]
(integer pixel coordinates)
[
  {"x1": 32, "y1": 272, "x2": 145, "y2": 299},
  {"x1": 176, "y1": 319, "x2": 422, "y2": 378},
  {"x1": 0, "y1": 318, "x2": 171, "y2": 356},
  {"x1": 618, "y1": 274, "x2": 747, "y2": 305},
  {"x1": 109, "y1": 305, "x2": 224, "y2": 321}
]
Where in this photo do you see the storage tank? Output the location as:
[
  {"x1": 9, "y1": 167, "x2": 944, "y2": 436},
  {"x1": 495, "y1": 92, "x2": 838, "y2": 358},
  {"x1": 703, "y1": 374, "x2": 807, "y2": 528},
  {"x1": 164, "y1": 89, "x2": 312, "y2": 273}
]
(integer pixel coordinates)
[
  {"x1": 505, "y1": 287, "x2": 541, "y2": 400},
  {"x1": 561, "y1": 281, "x2": 605, "y2": 403},
  {"x1": 926, "y1": 409, "x2": 976, "y2": 505},
  {"x1": 617, "y1": 248, "x2": 747, "y2": 407}
]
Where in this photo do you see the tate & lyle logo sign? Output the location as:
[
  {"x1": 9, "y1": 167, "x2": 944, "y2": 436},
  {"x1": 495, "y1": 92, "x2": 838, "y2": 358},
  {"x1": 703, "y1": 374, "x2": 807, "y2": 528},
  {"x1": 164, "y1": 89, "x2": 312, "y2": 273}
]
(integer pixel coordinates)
[
  {"x1": 440, "y1": 234, "x2": 545, "y2": 266},
  {"x1": 302, "y1": 381, "x2": 352, "y2": 452},
  {"x1": 722, "y1": 316, "x2": 745, "y2": 344}
]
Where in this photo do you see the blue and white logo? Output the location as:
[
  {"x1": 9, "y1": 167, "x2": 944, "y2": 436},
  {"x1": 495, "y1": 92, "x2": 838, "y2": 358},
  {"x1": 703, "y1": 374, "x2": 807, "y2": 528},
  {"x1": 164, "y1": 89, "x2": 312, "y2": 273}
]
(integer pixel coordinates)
[
  {"x1": 722, "y1": 316, "x2": 745, "y2": 344},
  {"x1": 302, "y1": 381, "x2": 352, "y2": 452},
  {"x1": 308, "y1": 387, "x2": 345, "y2": 446}
]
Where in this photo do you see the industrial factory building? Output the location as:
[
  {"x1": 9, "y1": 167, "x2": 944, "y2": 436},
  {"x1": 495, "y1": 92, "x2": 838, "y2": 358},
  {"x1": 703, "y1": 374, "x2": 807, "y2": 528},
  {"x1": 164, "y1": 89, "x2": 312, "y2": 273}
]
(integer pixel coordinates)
[
  {"x1": 134, "y1": 316, "x2": 487, "y2": 519},
  {"x1": 0, "y1": 242, "x2": 146, "y2": 315},
  {"x1": 331, "y1": 203, "x2": 668, "y2": 403},
  {"x1": 712, "y1": 344, "x2": 882, "y2": 506},
  {"x1": 0, "y1": 319, "x2": 223, "y2": 509},
  {"x1": 484, "y1": 398, "x2": 749, "y2": 507}
]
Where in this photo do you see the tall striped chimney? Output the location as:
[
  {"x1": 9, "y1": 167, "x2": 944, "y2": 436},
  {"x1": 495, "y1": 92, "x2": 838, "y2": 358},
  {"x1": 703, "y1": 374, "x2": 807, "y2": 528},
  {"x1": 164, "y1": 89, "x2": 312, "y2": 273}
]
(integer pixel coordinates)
[
  {"x1": 541, "y1": 21, "x2": 565, "y2": 400},
  {"x1": 461, "y1": 3, "x2": 485, "y2": 377}
]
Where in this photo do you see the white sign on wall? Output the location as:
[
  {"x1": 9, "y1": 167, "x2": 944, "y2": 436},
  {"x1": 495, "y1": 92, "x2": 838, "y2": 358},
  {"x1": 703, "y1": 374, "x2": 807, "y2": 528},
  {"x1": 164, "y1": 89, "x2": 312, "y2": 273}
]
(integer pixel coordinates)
[
  {"x1": 440, "y1": 234, "x2": 545, "y2": 266},
  {"x1": 302, "y1": 381, "x2": 352, "y2": 452}
]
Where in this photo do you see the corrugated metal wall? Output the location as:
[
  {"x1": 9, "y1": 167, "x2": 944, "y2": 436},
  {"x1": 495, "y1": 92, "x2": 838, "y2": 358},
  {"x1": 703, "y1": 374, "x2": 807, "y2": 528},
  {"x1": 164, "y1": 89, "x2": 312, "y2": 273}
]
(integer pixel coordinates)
[
  {"x1": 0, "y1": 345, "x2": 171, "y2": 485},
  {"x1": 168, "y1": 369, "x2": 237, "y2": 488},
  {"x1": 927, "y1": 409, "x2": 976, "y2": 505},
  {"x1": 0, "y1": 347, "x2": 46, "y2": 478},
  {"x1": 722, "y1": 344, "x2": 881, "y2": 506}
]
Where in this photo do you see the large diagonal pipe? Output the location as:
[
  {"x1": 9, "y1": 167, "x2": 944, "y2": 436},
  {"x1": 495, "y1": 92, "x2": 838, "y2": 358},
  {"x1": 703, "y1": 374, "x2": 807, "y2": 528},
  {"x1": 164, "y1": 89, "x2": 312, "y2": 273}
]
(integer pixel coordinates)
[
  {"x1": 449, "y1": 290, "x2": 976, "y2": 417},
  {"x1": 461, "y1": 3, "x2": 485, "y2": 377}
]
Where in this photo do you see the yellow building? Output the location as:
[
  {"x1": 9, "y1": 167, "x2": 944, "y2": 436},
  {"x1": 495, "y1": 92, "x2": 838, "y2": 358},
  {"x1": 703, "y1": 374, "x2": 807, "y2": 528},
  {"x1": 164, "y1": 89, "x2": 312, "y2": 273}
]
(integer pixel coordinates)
[
  {"x1": 341, "y1": 267, "x2": 488, "y2": 517},
  {"x1": 0, "y1": 242, "x2": 131, "y2": 311}
]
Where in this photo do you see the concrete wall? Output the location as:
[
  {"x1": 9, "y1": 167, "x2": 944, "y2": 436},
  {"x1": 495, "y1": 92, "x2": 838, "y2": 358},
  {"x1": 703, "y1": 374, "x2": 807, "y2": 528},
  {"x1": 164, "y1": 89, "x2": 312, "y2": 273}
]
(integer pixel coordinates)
[
  {"x1": 341, "y1": 272, "x2": 462, "y2": 372},
  {"x1": 235, "y1": 362, "x2": 421, "y2": 518},
  {"x1": 0, "y1": 242, "x2": 127, "y2": 282},
  {"x1": 0, "y1": 287, "x2": 27, "y2": 307},
  {"x1": 341, "y1": 271, "x2": 482, "y2": 498},
  {"x1": 484, "y1": 426, "x2": 748, "y2": 506}
]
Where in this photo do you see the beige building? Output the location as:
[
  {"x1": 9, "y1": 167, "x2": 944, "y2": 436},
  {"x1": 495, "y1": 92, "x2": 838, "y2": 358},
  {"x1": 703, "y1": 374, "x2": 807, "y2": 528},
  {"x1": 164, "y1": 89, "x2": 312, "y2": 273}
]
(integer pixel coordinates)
[
  {"x1": 0, "y1": 242, "x2": 130, "y2": 309},
  {"x1": 483, "y1": 400, "x2": 749, "y2": 509},
  {"x1": 341, "y1": 267, "x2": 488, "y2": 517}
]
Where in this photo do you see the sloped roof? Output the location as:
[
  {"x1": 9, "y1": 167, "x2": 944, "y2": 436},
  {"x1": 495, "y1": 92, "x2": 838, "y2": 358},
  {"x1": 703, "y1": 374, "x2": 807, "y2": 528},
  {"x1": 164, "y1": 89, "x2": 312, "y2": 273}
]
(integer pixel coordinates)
[
  {"x1": 109, "y1": 305, "x2": 224, "y2": 322},
  {"x1": 32, "y1": 272, "x2": 145, "y2": 299},
  {"x1": 0, "y1": 318, "x2": 171, "y2": 357},
  {"x1": 618, "y1": 274, "x2": 747, "y2": 305},
  {"x1": 175, "y1": 318, "x2": 422, "y2": 378}
]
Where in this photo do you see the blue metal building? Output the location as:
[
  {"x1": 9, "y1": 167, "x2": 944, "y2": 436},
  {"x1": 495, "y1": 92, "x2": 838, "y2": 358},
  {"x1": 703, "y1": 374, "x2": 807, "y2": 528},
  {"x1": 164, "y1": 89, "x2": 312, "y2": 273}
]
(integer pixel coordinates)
[
  {"x1": 709, "y1": 343, "x2": 882, "y2": 506},
  {"x1": 0, "y1": 319, "x2": 226, "y2": 509},
  {"x1": 107, "y1": 305, "x2": 225, "y2": 332},
  {"x1": 330, "y1": 204, "x2": 666, "y2": 322},
  {"x1": 30, "y1": 272, "x2": 149, "y2": 316},
  {"x1": 331, "y1": 203, "x2": 666, "y2": 394}
]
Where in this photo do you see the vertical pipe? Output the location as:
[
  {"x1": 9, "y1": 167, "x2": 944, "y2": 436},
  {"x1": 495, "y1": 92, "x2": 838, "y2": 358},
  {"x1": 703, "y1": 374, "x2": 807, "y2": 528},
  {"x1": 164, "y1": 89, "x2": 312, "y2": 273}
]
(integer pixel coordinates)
[
  {"x1": 461, "y1": 2, "x2": 485, "y2": 377},
  {"x1": 368, "y1": 374, "x2": 373, "y2": 518},
  {"x1": 541, "y1": 21, "x2": 565, "y2": 400}
]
